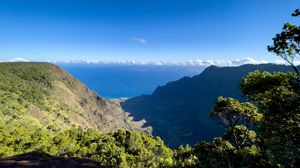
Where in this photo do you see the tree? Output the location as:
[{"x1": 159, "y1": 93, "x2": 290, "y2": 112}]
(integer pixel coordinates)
[
  {"x1": 268, "y1": 9, "x2": 300, "y2": 77},
  {"x1": 211, "y1": 97, "x2": 262, "y2": 129},
  {"x1": 241, "y1": 71, "x2": 299, "y2": 166},
  {"x1": 205, "y1": 10, "x2": 300, "y2": 166},
  {"x1": 265, "y1": 10, "x2": 300, "y2": 165},
  {"x1": 211, "y1": 97, "x2": 262, "y2": 149}
]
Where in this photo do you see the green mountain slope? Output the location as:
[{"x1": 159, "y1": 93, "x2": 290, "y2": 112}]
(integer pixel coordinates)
[
  {"x1": 0, "y1": 62, "x2": 175, "y2": 167},
  {"x1": 0, "y1": 62, "x2": 150, "y2": 133}
]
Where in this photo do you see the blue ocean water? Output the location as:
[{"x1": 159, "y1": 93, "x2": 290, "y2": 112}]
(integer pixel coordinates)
[{"x1": 60, "y1": 64, "x2": 205, "y2": 98}]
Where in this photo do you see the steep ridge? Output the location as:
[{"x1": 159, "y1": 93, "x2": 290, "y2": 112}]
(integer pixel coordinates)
[
  {"x1": 0, "y1": 62, "x2": 150, "y2": 134},
  {"x1": 122, "y1": 64, "x2": 296, "y2": 148}
]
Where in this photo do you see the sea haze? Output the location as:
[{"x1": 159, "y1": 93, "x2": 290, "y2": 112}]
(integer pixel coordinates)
[{"x1": 60, "y1": 63, "x2": 205, "y2": 98}]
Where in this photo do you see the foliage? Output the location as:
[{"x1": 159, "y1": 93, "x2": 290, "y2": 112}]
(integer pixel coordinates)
[
  {"x1": 0, "y1": 122, "x2": 173, "y2": 167},
  {"x1": 212, "y1": 97, "x2": 262, "y2": 128},
  {"x1": 241, "y1": 71, "x2": 300, "y2": 166},
  {"x1": 268, "y1": 9, "x2": 300, "y2": 76}
]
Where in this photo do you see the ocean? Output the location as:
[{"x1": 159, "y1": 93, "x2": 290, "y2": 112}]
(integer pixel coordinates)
[{"x1": 60, "y1": 64, "x2": 205, "y2": 98}]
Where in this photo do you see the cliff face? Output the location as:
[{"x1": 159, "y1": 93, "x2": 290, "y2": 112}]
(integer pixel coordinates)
[
  {"x1": 0, "y1": 62, "x2": 150, "y2": 133},
  {"x1": 122, "y1": 64, "x2": 296, "y2": 148}
]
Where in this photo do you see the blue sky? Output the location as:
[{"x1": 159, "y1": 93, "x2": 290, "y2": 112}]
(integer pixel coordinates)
[{"x1": 0, "y1": 0, "x2": 299, "y2": 63}]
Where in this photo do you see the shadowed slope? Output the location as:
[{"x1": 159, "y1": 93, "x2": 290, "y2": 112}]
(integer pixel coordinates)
[
  {"x1": 0, "y1": 151, "x2": 100, "y2": 168},
  {"x1": 122, "y1": 64, "x2": 296, "y2": 148}
]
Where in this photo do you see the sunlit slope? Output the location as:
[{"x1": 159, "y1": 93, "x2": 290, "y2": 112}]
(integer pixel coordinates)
[{"x1": 0, "y1": 62, "x2": 149, "y2": 133}]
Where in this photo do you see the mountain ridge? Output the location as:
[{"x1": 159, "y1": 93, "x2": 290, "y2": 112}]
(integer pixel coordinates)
[
  {"x1": 0, "y1": 62, "x2": 150, "y2": 134},
  {"x1": 121, "y1": 63, "x2": 297, "y2": 147}
]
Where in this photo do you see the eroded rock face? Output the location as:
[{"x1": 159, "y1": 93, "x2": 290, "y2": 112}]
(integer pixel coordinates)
[{"x1": 0, "y1": 62, "x2": 151, "y2": 134}]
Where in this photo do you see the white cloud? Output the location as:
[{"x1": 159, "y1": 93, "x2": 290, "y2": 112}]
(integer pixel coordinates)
[
  {"x1": 273, "y1": 59, "x2": 300, "y2": 66},
  {"x1": 54, "y1": 57, "x2": 290, "y2": 67},
  {"x1": 0, "y1": 58, "x2": 31, "y2": 62},
  {"x1": 2, "y1": 57, "x2": 298, "y2": 67},
  {"x1": 131, "y1": 37, "x2": 147, "y2": 44}
]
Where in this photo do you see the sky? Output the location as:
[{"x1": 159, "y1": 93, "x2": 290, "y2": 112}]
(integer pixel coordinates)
[{"x1": 0, "y1": 0, "x2": 299, "y2": 63}]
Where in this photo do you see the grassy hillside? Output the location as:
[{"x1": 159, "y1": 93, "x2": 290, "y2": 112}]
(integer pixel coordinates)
[{"x1": 0, "y1": 62, "x2": 150, "y2": 133}]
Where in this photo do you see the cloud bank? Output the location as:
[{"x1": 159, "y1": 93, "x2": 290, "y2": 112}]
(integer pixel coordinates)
[
  {"x1": 48, "y1": 57, "x2": 300, "y2": 67},
  {"x1": 1, "y1": 57, "x2": 299, "y2": 67},
  {"x1": 0, "y1": 58, "x2": 31, "y2": 62}
]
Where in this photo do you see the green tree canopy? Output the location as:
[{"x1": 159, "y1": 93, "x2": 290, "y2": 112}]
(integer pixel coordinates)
[{"x1": 268, "y1": 9, "x2": 300, "y2": 76}]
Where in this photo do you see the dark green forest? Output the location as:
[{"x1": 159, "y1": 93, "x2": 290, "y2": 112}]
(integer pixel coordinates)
[{"x1": 0, "y1": 9, "x2": 299, "y2": 168}]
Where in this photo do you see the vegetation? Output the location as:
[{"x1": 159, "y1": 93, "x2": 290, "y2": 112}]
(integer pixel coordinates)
[
  {"x1": 0, "y1": 123, "x2": 173, "y2": 167},
  {"x1": 268, "y1": 9, "x2": 300, "y2": 76},
  {"x1": 1, "y1": 9, "x2": 299, "y2": 168}
]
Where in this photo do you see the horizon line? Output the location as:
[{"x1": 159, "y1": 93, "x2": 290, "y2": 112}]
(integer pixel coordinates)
[{"x1": 0, "y1": 57, "x2": 299, "y2": 67}]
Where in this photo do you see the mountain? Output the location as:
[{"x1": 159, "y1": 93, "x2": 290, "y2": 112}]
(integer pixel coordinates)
[
  {"x1": 0, "y1": 62, "x2": 150, "y2": 133},
  {"x1": 121, "y1": 64, "x2": 296, "y2": 148},
  {"x1": 0, "y1": 62, "x2": 177, "y2": 167}
]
